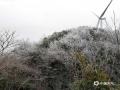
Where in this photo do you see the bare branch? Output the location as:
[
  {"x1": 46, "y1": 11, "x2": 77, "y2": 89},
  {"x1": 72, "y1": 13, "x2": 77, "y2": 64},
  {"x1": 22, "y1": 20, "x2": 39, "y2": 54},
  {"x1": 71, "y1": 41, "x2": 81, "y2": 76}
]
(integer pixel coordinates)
[{"x1": 0, "y1": 30, "x2": 17, "y2": 55}]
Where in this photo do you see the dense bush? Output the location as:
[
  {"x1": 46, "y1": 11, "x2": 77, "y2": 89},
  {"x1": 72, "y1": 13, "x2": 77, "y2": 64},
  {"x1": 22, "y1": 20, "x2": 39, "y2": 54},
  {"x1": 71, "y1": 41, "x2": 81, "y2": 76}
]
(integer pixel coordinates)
[
  {"x1": 39, "y1": 30, "x2": 70, "y2": 48},
  {"x1": 71, "y1": 52, "x2": 111, "y2": 90}
]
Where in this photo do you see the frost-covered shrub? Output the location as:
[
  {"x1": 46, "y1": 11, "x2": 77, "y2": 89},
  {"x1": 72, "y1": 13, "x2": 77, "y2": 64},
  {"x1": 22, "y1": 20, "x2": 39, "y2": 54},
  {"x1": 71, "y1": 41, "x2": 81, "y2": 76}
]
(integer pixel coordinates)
[
  {"x1": 39, "y1": 30, "x2": 70, "y2": 48},
  {"x1": 47, "y1": 26, "x2": 120, "y2": 83}
]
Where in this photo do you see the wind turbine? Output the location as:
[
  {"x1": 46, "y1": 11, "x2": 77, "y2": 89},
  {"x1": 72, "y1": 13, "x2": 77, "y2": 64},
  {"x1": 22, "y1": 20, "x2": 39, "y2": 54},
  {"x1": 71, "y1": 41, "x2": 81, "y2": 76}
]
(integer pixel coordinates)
[
  {"x1": 92, "y1": 12, "x2": 106, "y2": 29},
  {"x1": 93, "y1": 0, "x2": 113, "y2": 29}
]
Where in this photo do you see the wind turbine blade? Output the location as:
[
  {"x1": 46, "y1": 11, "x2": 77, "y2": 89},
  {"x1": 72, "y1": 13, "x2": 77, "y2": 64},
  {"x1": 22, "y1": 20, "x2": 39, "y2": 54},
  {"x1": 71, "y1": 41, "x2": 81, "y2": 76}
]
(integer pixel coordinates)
[
  {"x1": 100, "y1": 0, "x2": 113, "y2": 18},
  {"x1": 91, "y1": 12, "x2": 99, "y2": 19},
  {"x1": 105, "y1": 19, "x2": 110, "y2": 29}
]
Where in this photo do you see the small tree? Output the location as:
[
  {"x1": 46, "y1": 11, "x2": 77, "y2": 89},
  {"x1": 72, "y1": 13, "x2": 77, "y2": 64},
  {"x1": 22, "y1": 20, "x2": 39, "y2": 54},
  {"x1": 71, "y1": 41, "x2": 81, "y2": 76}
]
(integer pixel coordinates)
[
  {"x1": 112, "y1": 11, "x2": 120, "y2": 53},
  {"x1": 0, "y1": 30, "x2": 16, "y2": 55}
]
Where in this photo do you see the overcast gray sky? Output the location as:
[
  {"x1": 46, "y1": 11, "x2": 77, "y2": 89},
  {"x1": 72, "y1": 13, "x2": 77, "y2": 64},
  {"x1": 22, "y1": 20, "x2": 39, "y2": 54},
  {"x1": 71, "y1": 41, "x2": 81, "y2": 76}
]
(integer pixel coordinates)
[{"x1": 0, "y1": 0, "x2": 119, "y2": 42}]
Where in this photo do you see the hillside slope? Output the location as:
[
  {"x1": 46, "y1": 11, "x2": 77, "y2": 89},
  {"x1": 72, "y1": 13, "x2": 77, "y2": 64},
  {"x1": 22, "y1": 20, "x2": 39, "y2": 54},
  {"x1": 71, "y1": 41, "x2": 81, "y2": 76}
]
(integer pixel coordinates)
[
  {"x1": 47, "y1": 26, "x2": 120, "y2": 82},
  {"x1": 0, "y1": 26, "x2": 120, "y2": 90}
]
